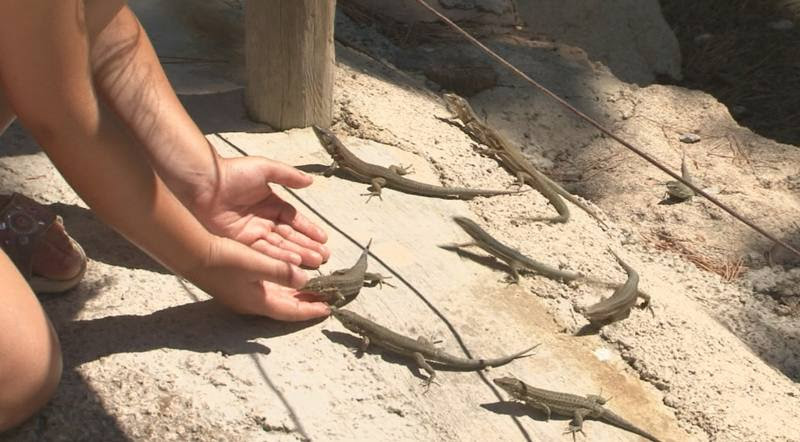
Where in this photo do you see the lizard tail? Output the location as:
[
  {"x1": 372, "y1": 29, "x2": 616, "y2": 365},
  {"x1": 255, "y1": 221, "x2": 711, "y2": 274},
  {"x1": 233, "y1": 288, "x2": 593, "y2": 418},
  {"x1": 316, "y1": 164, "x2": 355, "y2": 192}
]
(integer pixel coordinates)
[
  {"x1": 485, "y1": 343, "x2": 540, "y2": 367},
  {"x1": 600, "y1": 410, "x2": 663, "y2": 442}
]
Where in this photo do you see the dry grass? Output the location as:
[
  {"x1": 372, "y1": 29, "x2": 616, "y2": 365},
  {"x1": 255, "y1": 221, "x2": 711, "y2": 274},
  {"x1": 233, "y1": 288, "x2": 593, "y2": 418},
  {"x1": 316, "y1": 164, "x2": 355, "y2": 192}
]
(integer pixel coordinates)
[{"x1": 644, "y1": 228, "x2": 747, "y2": 281}]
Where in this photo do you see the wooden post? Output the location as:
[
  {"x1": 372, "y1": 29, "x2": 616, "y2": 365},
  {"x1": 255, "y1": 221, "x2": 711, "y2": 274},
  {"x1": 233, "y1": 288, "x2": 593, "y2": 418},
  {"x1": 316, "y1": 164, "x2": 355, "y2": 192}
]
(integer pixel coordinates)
[{"x1": 244, "y1": 1, "x2": 336, "y2": 129}]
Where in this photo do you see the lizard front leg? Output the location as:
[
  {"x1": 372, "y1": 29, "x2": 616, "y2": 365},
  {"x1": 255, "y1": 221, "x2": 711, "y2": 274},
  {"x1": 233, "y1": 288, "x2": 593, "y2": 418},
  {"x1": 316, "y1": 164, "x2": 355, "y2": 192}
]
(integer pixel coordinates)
[
  {"x1": 323, "y1": 160, "x2": 340, "y2": 177},
  {"x1": 506, "y1": 260, "x2": 523, "y2": 284},
  {"x1": 364, "y1": 177, "x2": 386, "y2": 202},
  {"x1": 330, "y1": 290, "x2": 347, "y2": 307},
  {"x1": 357, "y1": 335, "x2": 370, "y2": 356},
  {"x1": 637, "y1": 291, "x2": 656, "y2": 317},
  {"x1": 363, "y1": 272, "x2": 394, "y2": 289},
  {"x1": 525, "y1": 400, "x2": 552, "y2": 421}
]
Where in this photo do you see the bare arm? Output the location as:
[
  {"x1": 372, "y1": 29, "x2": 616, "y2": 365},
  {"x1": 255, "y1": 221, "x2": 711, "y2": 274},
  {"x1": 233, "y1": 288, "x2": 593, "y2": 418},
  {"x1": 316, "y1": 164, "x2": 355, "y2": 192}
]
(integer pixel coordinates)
[
  {"x1": 0, "y1": 0, "x2": 326, "y2": 320},
  {"x1": 83, "y1": 2, "x2": 329, "y2": 266}
]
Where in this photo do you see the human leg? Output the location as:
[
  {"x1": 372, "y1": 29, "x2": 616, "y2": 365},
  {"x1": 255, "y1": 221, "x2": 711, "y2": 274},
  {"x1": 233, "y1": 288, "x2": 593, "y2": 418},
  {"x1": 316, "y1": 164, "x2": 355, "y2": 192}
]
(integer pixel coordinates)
[{"x1": 0, "y1": 250, "x2": 63, "y2": 432}]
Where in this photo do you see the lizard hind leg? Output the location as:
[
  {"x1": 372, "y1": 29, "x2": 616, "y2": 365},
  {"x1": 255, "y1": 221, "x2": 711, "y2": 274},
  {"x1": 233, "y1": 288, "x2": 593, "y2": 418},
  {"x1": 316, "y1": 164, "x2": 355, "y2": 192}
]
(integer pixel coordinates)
[
  {"x1": 565, "y1": 410, "x2": 589, "y2": 442},
  {"x1": 356, "y1": 335, "x2": 370, "y2": 357},
  {"x1": 363, "y1": 177, "x2": 386, "y2": 203},
  {"x1": 389, "y1": 164, "x2": 414, "y2": 176},
  {"x1": 411, "y1": 352, "x2": 438, "y2": 389}
]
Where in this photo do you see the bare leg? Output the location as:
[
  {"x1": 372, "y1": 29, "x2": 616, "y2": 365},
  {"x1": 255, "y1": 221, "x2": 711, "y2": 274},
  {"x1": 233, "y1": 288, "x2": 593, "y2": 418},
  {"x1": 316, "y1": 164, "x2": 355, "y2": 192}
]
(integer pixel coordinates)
[
  {"x1": 0, "y1": 251, "x2": 62, "y2": 432},
  {"x1": 0, "y1": 88, "x2": 15, "y2": 135}
]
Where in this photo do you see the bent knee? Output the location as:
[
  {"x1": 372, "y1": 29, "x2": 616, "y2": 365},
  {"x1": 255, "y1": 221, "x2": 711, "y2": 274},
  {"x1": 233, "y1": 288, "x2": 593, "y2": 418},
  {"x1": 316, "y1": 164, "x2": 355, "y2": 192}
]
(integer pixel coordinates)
[{"x1": 0, "y1": 318, "x2": 63, "y2": 432}]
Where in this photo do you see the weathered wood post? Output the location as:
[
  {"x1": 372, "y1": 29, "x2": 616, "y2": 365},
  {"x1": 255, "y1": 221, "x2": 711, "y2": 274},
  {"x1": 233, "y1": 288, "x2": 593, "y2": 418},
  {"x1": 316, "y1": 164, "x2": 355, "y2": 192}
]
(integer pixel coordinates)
[{"x1": 244, "y1": 1, "x2": 336, "y2": 129}]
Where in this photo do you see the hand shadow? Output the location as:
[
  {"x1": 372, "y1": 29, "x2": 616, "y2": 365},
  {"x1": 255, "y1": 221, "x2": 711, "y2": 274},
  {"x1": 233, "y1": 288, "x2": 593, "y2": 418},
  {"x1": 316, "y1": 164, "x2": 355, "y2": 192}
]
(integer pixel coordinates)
[
  {"x1": 59, "y1": 299, "x2": 326, "y2": 369},
  {"x1": 51, "y1": 202, "x2": 170, "y2": 274}
]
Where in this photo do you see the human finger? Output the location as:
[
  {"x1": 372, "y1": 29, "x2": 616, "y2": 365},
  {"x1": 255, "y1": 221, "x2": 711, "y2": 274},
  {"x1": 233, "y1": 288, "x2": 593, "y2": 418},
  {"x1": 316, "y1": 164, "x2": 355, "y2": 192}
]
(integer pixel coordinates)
[
  {"x1": 245, "y1": 156, "x2": 313, "y2": 189},
  {"x1": 251, "y1": 238, "x2": 303, "y2": 265},
  {"x1": 244, "y1": 216, "x2": 326, "y2": 266},
  {"x1": 256, "y1": 194, "x2": 329, "y2": 245},
  {"x1": 261, "y1": 288, "x2": 331, "y2": 321}
]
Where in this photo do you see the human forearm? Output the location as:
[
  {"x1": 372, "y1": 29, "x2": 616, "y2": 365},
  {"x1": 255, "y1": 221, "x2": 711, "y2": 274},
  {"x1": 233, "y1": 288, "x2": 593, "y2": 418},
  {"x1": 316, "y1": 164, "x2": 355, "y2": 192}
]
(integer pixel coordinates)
[
  {"x1": 87, "y1": 3, "x2": 218, "y2": 208},
  {"x1": 0, "y1": 0, "x2": 211, "y2": 275}
]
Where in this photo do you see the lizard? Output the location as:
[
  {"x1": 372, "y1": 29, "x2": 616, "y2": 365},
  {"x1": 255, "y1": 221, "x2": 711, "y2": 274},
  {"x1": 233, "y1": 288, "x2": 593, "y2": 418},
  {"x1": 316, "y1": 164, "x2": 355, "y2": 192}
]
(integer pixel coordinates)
[
  {"x1": 449, "y1": 216, "x2": 584, "y2": 283},
  {"x1": 494, "y1": 376, "x2": 662, "y2": 442},
  {"x1": 300, "y1": 239, "x2": 392, "y2": 306},
  {"x1": 330, "y1": 307, "x2": 539, "y2": 385},
  {"x1": 448, "y1": 216, "x2": 654, "y2": 311},
  {"x1": 442, "y1": 93, "x2": 606, "y2": 228},
  {"x1": 580, "y1": 248, "x2": 651, "y2": 326},
  {"x1": 664, "y1": 154, "x2": 695, "y2": 201},
  {"x1": 311, "y1": 125, "x2": 524, "y2": 201}
]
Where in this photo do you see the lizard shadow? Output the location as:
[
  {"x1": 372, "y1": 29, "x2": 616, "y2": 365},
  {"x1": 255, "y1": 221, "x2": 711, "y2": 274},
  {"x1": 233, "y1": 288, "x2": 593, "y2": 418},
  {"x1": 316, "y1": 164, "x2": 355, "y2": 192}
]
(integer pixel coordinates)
[
  {"x1": 657, "y1": 195, "x2": 691, "y2": 205},
  {"x1": 481, "y1": 401, "x2": 572, "y2": 424},
  {"x1": 438, "y1": 245, "x2": 514, "y2": 275},
  {"x1": 574, "y1": 323, "x2": 602, "y2": 336},
  {"x1": 295, "y1": 163, "x2": 333, "y2": 175},
  {"x1": 322, "y1": 330, "x2": 430, "y2": 381}
]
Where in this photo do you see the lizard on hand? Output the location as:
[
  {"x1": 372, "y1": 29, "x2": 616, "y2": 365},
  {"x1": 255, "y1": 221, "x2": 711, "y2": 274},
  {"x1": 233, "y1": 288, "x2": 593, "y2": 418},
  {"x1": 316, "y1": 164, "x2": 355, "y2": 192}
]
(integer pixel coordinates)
[
  {"x1": 330, "y1": 307, "x2": 539, "y2": 386},
  {"x1": 301, "y1": 239, "x2": 392, "y2": 306},
  {"x1": 312, "y1": 125, "x2": 524, "y2": 201},
  {"x1": 494, "y1": 376, "x2": 662, "y2": 442}
]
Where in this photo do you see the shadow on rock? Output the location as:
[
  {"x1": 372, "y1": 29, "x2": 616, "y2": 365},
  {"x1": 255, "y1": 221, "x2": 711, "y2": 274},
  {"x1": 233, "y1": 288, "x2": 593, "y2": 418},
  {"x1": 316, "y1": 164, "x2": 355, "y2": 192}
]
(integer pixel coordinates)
[
  {"x1": 2, "y1": 371, "x2": 130, "y2": 441},
  {"x1": 51, "y1": 203, "x2": 170, "y2": 274},
  {"x1": 480, "y1": 400, "x2": 571, "y2": 424},
  {"x1": 59, "y1": 299, "x2": 324, "y2": 369},
  {"x1": 178, "y1": 89, "x2": 271, "y2": 135}
]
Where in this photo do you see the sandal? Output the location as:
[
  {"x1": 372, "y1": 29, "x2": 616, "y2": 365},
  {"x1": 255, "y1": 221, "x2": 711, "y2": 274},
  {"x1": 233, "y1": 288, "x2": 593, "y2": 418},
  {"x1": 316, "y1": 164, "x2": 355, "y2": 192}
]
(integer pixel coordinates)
[{"x1": 0, "y1": 193, "x2": 87, "y2": 293}]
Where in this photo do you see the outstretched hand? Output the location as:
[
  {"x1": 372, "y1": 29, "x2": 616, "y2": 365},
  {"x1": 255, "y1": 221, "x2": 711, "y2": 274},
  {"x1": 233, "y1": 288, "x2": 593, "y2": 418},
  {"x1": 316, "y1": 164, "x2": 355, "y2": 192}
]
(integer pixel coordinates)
[
  {"x1": 186, "y1": 235, "x2": 330, "y2": 321},
  {"x1": 190, "y1": 155, "x2": 330, "y2": 268}
]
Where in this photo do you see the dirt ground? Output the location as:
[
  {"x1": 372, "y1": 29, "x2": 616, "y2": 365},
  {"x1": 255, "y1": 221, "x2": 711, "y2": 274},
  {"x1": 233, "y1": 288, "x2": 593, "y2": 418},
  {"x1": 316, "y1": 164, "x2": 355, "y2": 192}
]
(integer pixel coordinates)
[{"x1": 2, "y1": 1, "x2": 800, "y2": 441}]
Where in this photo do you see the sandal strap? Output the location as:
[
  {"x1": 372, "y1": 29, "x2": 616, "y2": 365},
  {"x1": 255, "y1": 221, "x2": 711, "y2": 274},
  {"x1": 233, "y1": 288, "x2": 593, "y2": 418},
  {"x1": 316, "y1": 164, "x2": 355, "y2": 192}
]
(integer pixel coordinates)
[{"x1": 0, "y1": 193, "x2": 56, "y2": 278}]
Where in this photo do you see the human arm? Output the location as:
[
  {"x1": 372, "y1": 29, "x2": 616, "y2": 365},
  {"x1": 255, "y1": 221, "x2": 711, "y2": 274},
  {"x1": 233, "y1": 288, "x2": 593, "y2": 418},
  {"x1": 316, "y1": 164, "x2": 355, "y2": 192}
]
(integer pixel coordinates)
[
  {"x1": 83, "y1": 2, "x2": 330, "y2": 267},
  {"x1": 0, "y1": 0, "x2": 328, "y2": 320}
]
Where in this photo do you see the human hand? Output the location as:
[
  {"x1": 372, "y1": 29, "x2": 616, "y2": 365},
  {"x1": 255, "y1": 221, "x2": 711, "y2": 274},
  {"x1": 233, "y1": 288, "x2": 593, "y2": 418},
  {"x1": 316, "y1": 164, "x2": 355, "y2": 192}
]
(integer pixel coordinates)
[
  {"x1": 185, "y1": 235, "x2": 330, "y2": 320},
  {"x1": 189, "y1": 155, "x2": 330, "y2": 268}
]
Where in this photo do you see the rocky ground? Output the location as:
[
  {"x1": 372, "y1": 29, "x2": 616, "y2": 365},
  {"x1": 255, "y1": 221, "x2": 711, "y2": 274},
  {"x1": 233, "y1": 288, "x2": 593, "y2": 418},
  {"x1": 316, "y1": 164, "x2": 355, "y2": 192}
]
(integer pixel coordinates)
[{"x1": 2, "y1": 1, "x2": 799, "y2": 441}]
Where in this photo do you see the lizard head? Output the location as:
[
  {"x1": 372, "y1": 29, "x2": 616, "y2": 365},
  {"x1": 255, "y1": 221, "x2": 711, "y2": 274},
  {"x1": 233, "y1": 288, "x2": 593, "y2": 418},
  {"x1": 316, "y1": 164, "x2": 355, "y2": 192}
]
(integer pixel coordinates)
[
  {"x1": 442, "y1": 92, "x2": 464, "y2": 108},
  {"x1": 493, "y1": 377, "x2": 526, "y2": 399},
  {"x1": 452, "y1": 216, "x2": 482, "y2": 241},
  {"x1": 311, "y1": 125, "x2": 338, "y2": 155},
  {"x1": 329, "y1": 307, "x2": 366, "y2": 335}
]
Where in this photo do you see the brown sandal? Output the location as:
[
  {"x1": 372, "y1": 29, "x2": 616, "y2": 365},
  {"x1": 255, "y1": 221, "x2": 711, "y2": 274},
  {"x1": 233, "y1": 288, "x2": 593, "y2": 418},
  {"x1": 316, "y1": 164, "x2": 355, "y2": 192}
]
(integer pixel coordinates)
[{"x1": 0, "y1": 193, "x2": 87, "y2": 293}]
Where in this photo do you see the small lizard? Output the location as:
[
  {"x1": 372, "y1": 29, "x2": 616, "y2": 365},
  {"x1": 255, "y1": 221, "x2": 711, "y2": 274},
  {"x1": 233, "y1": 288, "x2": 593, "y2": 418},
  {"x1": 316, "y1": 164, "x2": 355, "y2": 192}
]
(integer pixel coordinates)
[
  {"x1": 494, "y1": 376, "x2": 662, "y2": 442},
  {"x1": 450, "y1": 216, "x2": 584, "y2": 283},
  {"x1": 443, "y1": 93, "x2": 606, "y2": 227},
  {"x1": 449, "y1": 217, "x2": 654, "y2": 309},
  {"x1": 580, "y1": 249, "x2": 650, "y2": 325},
  {"x1": 330, "y1": 307, "x2": 539, "y2": 385},
  {"x1": 664, "y1": 154, "x2": 695, "y2": 201},
  {"x1": 312, "y1": 125, "x2": 523, "y2": 201},
  {"x1": 301, "y1": 239, "x2": 391, "y2": 306}
]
